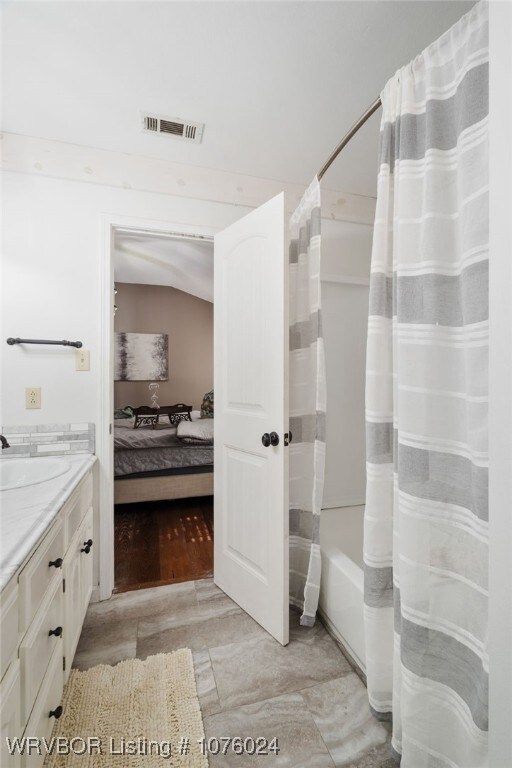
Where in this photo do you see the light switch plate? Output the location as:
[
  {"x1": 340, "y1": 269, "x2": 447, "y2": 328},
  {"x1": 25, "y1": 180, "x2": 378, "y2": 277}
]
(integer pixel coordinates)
[
  {"x1": 25, "y1": 387, "x2": 41, "y2": 409},
  {"x1": 76, "y1": 349, "x2": 90, "y2": 371}
]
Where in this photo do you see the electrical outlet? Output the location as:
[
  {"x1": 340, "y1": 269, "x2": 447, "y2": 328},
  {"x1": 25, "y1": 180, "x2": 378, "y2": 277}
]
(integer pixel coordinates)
[
  {"x1": 75, "y1": 349, "x2": 90, "y2": 371},
  {"x1": 25, "y1": 387, "x2": 41, "y2": 409}
]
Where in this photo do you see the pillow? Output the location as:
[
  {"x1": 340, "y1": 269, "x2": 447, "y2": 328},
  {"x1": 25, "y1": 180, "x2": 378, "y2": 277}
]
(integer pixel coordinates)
[
  {"x1": 114, "y1": 406, "x2": 134, "y2": 420},
  {"x1": 177, "y1": 418, "x2": 214, "y2": 444},
  {"x1": 200, "y1": 389, "x2": 214, "y2": 419}
]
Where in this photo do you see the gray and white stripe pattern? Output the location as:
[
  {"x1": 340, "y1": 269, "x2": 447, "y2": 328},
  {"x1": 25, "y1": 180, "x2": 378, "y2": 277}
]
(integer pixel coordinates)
[
  {"x1": 364, "y1": 2, "x2": 489, "y2": 765},
  {"x1": 289, "y1": 177, "x2": 327, "y2": 626}
]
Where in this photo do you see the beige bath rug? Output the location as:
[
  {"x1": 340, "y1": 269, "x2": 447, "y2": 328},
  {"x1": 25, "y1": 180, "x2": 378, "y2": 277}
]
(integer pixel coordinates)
[{"x1": 44, "y1": 650, "x2": 208, "y2": 767}]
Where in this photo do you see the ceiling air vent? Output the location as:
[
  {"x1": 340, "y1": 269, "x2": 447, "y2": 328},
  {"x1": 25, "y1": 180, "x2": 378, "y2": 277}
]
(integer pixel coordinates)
[{"x1": 142, "y1": 113, "x2": 204, "y2": 144}]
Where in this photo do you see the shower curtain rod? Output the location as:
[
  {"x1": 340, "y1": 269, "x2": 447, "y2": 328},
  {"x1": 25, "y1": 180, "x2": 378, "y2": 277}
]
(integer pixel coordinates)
[{"x1": 317, "y1": 96, "x2": 382, "y2": 182}]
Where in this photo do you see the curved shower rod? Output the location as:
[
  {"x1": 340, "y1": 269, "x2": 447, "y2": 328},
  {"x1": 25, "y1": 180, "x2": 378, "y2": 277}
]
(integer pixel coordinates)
[{"x1": 318, "y1": 96, "x2": 382, "y2": 183}]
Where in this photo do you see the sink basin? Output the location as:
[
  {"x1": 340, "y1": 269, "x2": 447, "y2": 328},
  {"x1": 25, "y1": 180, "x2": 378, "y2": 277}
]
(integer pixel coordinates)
[{"x1": 0, "y1": 458, "x2": 72, "y2": 491}]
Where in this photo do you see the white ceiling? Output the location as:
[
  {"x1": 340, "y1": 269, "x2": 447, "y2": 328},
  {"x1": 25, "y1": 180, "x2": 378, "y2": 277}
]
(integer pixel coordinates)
[
  {"x1": 1, "y1": 1, "x2": 474, "y2": 197},
  {"x1": 113, "y1": 231, "x2": 214, "y2": 302}
]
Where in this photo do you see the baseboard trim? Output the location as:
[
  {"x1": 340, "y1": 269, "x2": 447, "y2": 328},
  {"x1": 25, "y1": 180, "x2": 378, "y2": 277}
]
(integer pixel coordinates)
[{"x1": 90, "y1": 585, "x2": 101, "y2": 604}]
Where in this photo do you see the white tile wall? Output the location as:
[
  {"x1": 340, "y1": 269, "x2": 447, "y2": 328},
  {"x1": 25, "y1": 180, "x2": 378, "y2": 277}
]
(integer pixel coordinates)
[{"x1": 0, "y1": 424, "x2": 95, "y2": 457}]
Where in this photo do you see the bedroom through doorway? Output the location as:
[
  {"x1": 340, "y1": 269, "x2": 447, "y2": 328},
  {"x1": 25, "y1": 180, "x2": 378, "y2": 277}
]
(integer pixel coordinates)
[{"x1": 111, "y1": 225, "x2": 215, "y2": 593}]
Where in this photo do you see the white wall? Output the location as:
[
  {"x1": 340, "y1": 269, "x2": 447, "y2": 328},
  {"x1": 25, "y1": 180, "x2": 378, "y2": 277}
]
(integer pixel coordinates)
[
  {"x1": 321, "y1": 219, "x2": 372, "y2": 509},
  {"x1": 322, "y1": 219, "x2": 373, "y2": 279},
  {"x1": 0, "y1": 172, "x2": 252, "y2": 428}
]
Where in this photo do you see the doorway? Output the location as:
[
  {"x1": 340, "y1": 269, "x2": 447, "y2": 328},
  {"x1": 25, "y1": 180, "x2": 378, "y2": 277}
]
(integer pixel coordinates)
[{"x1": 101, "y1": 217, "x2": 216, "y2": 595}]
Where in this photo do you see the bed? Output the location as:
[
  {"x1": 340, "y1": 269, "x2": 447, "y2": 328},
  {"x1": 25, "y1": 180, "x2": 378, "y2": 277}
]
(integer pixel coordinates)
[{"x1": 113, "y1": 410, "x2": 214, "y2": 505}]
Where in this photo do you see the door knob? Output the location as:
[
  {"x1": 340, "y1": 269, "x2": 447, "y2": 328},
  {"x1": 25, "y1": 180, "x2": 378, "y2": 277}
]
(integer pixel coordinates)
[
  {"x1": 261, "y1": 433, "x2": 271, "y2": 447},
  {"x1": 49, "y1": 706, "x2": 63, "y2": 720},
  {"x1": 270, "y1": 432, "x2": 279, "y2": 446}
]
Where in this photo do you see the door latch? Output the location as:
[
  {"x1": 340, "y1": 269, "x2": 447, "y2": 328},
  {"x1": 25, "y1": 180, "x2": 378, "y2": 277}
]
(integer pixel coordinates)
[{"x1": 284, "y1": 431, "x2": 293, "y2": 447}]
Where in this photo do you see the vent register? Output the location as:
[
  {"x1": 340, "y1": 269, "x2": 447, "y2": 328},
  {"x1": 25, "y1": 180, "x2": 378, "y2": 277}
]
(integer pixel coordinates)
[{"x1": 142, "y1": 113, "x2": 204, "y2": 144}]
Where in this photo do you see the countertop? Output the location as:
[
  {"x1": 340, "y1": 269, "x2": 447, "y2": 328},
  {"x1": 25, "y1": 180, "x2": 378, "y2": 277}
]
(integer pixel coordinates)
[{"x1": 0, "y1": 454, "x2": 96, "y2": 592}]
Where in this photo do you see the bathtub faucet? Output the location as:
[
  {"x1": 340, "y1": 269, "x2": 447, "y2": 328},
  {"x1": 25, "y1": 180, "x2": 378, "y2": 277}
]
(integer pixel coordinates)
[{"x1": 0, "y1": 435, "x2": 10, "y2": 449}]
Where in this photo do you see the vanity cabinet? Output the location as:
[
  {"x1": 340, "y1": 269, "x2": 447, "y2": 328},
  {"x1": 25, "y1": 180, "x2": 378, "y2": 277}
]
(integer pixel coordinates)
[{"x1": 0, "y1": 467, "x2": 94, "y2": 768}]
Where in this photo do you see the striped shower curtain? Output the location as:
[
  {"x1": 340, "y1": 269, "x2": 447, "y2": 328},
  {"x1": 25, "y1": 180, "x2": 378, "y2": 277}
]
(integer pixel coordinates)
[
  {"x1": 289, "y1": 177, "x2": 326, "y2": 626},
  {"x1": 364, "y1": 2, "x2": 489, "y2": 766}
]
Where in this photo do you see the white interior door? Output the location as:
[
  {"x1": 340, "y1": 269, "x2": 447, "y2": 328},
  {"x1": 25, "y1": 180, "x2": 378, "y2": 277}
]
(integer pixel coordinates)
[{"x1": 214, "y1": 192, "x2": 289, "y2": 646}]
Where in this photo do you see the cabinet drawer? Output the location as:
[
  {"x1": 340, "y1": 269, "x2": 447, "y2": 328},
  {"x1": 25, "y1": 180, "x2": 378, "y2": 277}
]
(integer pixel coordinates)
[
  {"x1": 19, "y1": 520, "x2": 64, "y2": 633},
  {"x1": 22, "y1": 644, "x2": 63, "y2": 768},
  {"x1": 19, "y1": 576, "x2": 63, "y2": 727},
  {"x1": 63, "y1": 471, "x2": 92, "y2": 546},
  {"x1": 1, "y1": 660, "x2": 21, "y2": 768},
  {"x1": 0, "y1": 578, "x2": 19, "y2": 680}
]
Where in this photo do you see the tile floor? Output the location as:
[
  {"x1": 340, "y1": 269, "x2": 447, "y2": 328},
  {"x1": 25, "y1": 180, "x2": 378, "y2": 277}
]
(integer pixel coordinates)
[{"x1": 73, "y1": 579, "x2": 393, "y2": 767}]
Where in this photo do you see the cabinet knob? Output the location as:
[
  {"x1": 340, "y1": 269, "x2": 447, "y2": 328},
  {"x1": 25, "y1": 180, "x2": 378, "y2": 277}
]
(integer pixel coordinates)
[
  {"x1": 48, "y1": 557, "x2": 63, "y2": 569},
  {"x1": 81, "y1": 539, "x2": 93, "y2": 554},
  {"x1": 48, "y1": 626, "x2": 63, "y2": 637},
  {"x1": 49, "y1": 705, "x2": 63, "y2": 720}
]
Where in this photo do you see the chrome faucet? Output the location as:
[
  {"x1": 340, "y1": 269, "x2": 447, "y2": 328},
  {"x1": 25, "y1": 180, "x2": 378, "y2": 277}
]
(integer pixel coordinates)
[{"x1": 1, "y1": 435, "x2": 10, "y2": 449}]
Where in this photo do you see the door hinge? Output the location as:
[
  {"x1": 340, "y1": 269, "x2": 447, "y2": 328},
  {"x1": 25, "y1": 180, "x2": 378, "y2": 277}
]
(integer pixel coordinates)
[
  {"x1": 63, "y1": 578, "x2": 66, "y2": 593},
  {"x1": 109, "y1": 423, "x2": 112, "y2": 435}
]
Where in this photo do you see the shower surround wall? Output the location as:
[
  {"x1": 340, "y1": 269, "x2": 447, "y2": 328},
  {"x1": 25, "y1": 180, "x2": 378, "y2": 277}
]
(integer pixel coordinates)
[{"x1": 317, "y1": 211, "x2": 372, "y2": 668}]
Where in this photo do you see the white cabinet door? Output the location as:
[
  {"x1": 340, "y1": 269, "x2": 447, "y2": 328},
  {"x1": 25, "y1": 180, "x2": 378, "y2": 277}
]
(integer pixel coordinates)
[
  {"x1": 63, "y1": 533, "x2": 82, "y2": 681},
  {"x1": 214, "y1": 192, "x2": 289, "y2": 646},
  {"x1": 22, "y1": 646, "x2": 63, "y2": 768},
  {"x1": 79, "y1": 507, "x2": 94, "y2": 618},
  {"x1": 1, "y1": 660, "x2": 21, "y2": 768},
  {"x1": 63, "y1": 506, "x2": 93, "y2": 679}
]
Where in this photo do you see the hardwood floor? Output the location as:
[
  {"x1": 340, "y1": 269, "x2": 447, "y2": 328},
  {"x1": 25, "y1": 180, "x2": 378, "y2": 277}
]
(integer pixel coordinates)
[{"x1": 114, "y1": 495, "x2": 214, "y2": 593}]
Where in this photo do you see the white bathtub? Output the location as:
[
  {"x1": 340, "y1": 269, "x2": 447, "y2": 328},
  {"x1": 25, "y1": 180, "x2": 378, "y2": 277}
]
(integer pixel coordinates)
[{"x1": 319, "y1": 505, "x2": 366, "y2": 673}]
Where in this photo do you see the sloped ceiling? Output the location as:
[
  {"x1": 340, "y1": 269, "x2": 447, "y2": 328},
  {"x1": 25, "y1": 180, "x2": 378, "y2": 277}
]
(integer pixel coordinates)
[
  {"x1": 113, "y1": 231, "x2": 214, "y2": 302},
  {"x1": 1, "y1": 1, "x2": 474, "y2": 197}
]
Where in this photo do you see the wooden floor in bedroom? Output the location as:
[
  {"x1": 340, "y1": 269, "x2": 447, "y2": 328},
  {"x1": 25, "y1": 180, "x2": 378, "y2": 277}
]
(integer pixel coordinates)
[{"x1": 114, "y1": 495, "x2": 214, "y2": 593}]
